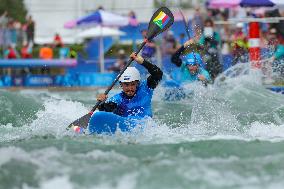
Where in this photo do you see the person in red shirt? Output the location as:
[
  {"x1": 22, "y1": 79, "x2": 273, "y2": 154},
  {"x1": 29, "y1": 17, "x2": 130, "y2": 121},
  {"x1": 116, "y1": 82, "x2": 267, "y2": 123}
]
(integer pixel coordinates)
[
  {"x1": 53, "y1": 33, "x2": 63, "y2": 47},
  {"x1": 21, "y1": 42, "x2": 32, "y2": 58},
  {"x1": 231, "y1": 22, "x2": 248, "y2": 65},
  {"x1": 4, "y1": 45, "x2": 18, "y2": 59}
]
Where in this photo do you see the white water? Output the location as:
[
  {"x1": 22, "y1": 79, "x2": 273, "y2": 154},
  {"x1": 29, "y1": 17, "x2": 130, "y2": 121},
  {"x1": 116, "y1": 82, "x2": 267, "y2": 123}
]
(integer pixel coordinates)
[{"x1": 1, "y1": 63, "x2": 284, "y2": 145}]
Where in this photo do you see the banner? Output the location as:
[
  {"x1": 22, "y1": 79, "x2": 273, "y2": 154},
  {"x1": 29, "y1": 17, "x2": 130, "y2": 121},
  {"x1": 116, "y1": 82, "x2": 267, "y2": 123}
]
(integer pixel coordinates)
[{"x1": 25, "y1": 75, "x2": 54, "y2": 86}]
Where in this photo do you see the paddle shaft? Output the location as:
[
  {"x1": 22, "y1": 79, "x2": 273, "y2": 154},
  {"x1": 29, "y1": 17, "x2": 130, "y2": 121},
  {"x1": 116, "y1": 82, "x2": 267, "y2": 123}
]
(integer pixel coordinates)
[
  {"x1": 179, "y1": 9, "x2": 191, "y2": 39},
  {"x1": 90, "y1": 41, "x2": 147, "y2": 113}
]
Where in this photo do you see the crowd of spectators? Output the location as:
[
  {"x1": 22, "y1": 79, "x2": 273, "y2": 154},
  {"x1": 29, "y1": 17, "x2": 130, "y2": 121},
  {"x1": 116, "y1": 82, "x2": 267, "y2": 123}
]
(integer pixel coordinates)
[
  {"x1": 0, "y1": 11, "x2": 76, "y2": 61},
  {"x1": 0, "y1": 11, "x2": 34, "y2": 58},
  {"x1": 1, "y1": 6, "x2": 284, "y2": 82},
  {"x1": 121, "y1": 7, "x2": 284, "y2": 82}
]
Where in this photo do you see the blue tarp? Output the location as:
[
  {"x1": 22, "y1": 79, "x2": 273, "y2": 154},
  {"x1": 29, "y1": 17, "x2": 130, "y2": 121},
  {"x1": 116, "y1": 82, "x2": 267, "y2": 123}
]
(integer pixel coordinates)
[
  {"x1": 0, "y1": 59, "x2": 76, "y2": 67},
  {"x1": 240, "y1": 0, "x2": 275, "y2": 7},
  {"x1": 120, "y1": 21, "x2": 188, "y2": 42},
  {"x1": 85, "y1": 37, "x2": 113, "y2": 60}
]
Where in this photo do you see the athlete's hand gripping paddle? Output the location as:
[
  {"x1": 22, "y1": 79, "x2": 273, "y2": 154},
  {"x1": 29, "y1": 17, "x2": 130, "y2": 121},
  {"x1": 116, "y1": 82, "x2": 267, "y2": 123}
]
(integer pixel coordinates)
[
  {"x1": 67, "y1": 7, "x2": 174, "y2": 131},
  {"x1": 178, "y1": 9, "x2": 204, "y2": 53}
]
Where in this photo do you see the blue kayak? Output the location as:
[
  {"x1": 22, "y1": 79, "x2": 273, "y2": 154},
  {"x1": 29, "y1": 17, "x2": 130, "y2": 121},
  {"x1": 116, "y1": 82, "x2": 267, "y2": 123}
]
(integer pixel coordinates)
[{"x1": 88, "y1": 111, "x2": 140, "y2": 134}]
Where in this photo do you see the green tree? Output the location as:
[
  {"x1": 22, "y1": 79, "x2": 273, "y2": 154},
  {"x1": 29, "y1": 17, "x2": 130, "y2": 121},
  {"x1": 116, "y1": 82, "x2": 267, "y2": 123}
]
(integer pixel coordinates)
[{"x1": 0, "y1": 0, "x2": 27, "y2": 23}]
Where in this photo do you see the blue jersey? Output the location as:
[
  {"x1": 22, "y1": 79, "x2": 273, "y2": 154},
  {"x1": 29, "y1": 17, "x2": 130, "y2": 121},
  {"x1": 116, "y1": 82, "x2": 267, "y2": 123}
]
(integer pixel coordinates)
[
  {"x1": 275, "y1": 44, "x2": 284, "y2": 60},
  {"x1": 106, "y1": 80, "x2": 154, "y2": 118},
  {"x1": 179, "y1": 63, "x2": 211, "y2": 83}
]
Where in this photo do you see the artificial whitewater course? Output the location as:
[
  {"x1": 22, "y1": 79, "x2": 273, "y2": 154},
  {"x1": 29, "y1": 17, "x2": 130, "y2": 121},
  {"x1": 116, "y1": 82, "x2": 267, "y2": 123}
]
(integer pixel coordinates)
[{"x1": 1, "y1": 63, "x2": 284, "y2": 189}]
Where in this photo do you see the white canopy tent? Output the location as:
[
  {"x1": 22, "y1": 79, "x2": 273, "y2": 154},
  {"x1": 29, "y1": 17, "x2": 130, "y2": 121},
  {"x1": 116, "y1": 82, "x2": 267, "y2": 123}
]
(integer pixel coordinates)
[
  {"x1": 76, "y1": 26, "x2": 125, "y2": 38},
  {"x1": 76, "y1": 26, "x2": 126, "y2": 72}
]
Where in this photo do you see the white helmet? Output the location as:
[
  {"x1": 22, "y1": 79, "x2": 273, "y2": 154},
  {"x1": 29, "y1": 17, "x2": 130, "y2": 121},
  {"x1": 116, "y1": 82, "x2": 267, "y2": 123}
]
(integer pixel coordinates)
[{"x1": 119, "y1": 67, "x2": 141, "y2": 83}]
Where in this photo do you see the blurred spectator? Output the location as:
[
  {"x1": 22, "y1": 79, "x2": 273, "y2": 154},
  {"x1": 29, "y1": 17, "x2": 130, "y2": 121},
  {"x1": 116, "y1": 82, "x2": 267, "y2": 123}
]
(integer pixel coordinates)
[
  {"x1": 0, "y1": 11, "x2": 8, "y2": 28},
  {"x1": 219, "y1": 12, "x2": 231, "y2": 56},
  {"x1": 199, "y1": 18, "x2": 222, "y2": 81},
  {"x1": 108, "y1": 49, "x2": 127, "y2": 72},
  {"x1": 178, "y1": 33, "x2": 186, "y2": 46},
  {"x1": 26, "y1": 16, "x2": 35, "y2": 45},
  {"x1": 267, "y1": 28, "x2": 278, "y2": 48},
  {"x1": 194, "y1": 26, "x2": 202, "y2": 42},
  {"x1": 128, "y1": 10, "x2": 139, "y2": 26},
  {"x1": 4, "y1": 45, "x2": 18, "y2": 59},
  {"x1": 141, "y1": 29, "x2": 156, "y2": 60},
  {"x1": 96, "y1": 6, "x2": 104, "y2": 10},
  {"x1": 161, "y1": 31, "x2": 178, "y2": 56},
  {"x1": 231, "y1": 22, "x2": 248, "y2": 65},
  {"x1": 219, "y1": 11, "x2": 230, "y2": 43},
  {"x1": 270, "y1": 33, "x2": 284, "y2": 61},
  {"x1": 272, "y1": 34, "x2": 284, "y2": 78},
  {"x1": 263, "y1": 30, "x2": 284, "y2": 83},
  {"x1": 265, "y1": 9, "x2": 284, "y2": 37},
  {"x1": 192, "y1": 6, "x2": 204, "y2": 31},
  {"x1": 21, "y1": 42, "x2": 32, "y2": 58},
  {"x1": 9, "y1": 20, "x2": 17, "y2": 46},
  {"x1": 21, "y1": 23, "x2": 27, "y2": 44},
  {"x1": 53, "y1": 33, "x2": 63, "y2": 48},
  {"x1": 39, "y1": 44, "x2": 53, "y2": 59},
  {"x1": 14, "y1": 20, "x2": 22, "y2": 45},
  {"x1": 260, "y1": 30, "x2": 268, "y2": 49},
  {"x1": 187, "y1": 7, "x2": 204, "y2": 40},
  {"x1": 69, "y1": 47, "x2": 77, "y2": 58},
  {"x1": 39, "y1": 44, "x2": 52, "y2": 74},
  {"x1": 59, "y1": 44, "x2": 70, "y2": 59},
  {"x1": 200, "y1": 18, "x2": 221, "y2": 49},
  {"x1": 0, "y1": 11, "x2": 9, "y2": 47}
]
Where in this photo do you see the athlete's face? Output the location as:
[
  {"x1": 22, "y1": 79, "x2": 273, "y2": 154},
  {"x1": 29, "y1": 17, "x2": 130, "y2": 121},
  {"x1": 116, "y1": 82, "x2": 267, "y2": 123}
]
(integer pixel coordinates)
[
  {"x1": 187, "y1": 65, "x2": 198, "y2": 74},
  {"x1": 121, "y1": 81, "x2": 139, "y2": 97}
]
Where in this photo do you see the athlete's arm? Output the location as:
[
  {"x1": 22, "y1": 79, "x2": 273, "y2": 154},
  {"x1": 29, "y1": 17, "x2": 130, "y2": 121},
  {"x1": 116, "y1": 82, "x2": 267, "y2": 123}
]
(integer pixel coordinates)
[
  {"x1": 142, "y1": 59, "x2": 163, "y2": 89},
  {"x1": 98, "y1": 101, "x2": 117, "y2": 112},
  {"x1": 171, "y1": 45, "x2": 185, "y2": 67},
  {"x1": 171, "y1": 39, "x2": 195, "y2": 67},
  {"x1": 96, "y1": 94, "x2": 117, "y2": 112},
  {"x1": 130, "y1": 53, "x2": 163, "y2": 89}
]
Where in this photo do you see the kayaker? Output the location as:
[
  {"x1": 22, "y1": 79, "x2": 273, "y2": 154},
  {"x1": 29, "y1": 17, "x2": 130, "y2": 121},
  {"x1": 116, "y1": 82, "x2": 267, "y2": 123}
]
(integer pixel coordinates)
[
  {"x1": 171, "y1": 39, "x2": 211, "y2": 84},
  {"x1": 96, "y1": 52, "x2": 163, "y2": 118}
]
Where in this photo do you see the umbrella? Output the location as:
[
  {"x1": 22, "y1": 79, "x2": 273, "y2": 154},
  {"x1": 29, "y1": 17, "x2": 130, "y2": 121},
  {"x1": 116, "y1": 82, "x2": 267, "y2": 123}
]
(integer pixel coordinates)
[
  {"x1": 271, "y1": 0, "x2": 284, "y2": 7},
  {"x1": 64, "y1": 20, "x2": 77, "y2": 29},
  {"x1": 76, "y1": 26, "x2": 125, "y2": 39},
  {"x1": 77, "y1": 26, "x2": 125, "y2": 73},
  {"x1": 64, "y1": 10, "x2": 129, "y2": 29},
  {"x1": 209, "y1": 0, "x2": 241, "y2": 8},
  {"x1": 240, "y1": 0, "x2": 275, "y2": 7},
  {"x1": 64, "y1": 10, "x2": 129, "y2": 72}
]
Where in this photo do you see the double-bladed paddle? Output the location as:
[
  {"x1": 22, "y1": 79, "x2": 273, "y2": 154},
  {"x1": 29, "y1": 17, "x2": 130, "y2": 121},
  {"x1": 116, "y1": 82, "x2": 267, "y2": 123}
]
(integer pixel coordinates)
[
  {"x1": 67, "y1": 7, "x2": 174, "y2": 132},
  {"x1": 179, "y1": 8, "x2": 191, "y2": 39}
]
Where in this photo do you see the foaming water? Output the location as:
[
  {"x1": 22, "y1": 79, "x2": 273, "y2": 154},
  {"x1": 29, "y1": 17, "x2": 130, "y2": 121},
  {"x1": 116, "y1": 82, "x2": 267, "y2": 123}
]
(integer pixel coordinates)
[
  {"x1": 0, "y1": 89, "x2": 43, "y2": 127},
  {"x1": 0, "y1": 91, "x2": 90, "y2": 142},
  {"x1": 2, "y1": 140, "x2": 284, "y2": 189},
  {"x1": 1, "y1": 64, "x2": 284, "y2": 143},
  {"x1": 1, "y1": 63, "x2": 284, "y2": 189}
]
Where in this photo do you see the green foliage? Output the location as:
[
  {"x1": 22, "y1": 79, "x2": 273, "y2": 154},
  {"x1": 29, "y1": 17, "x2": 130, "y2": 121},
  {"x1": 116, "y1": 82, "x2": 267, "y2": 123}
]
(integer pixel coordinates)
[
  {"x1": 31, "y1": 44, "x2": 85, "y2": 59},
  {"x1": 105, "y1": 43, "x2": 134, "y2": 58},
  {"x1": 0, "y1": 0, "x2": 27, "y2": 23},
  {"x1": 3, "y1": 43, "x2": 134, "y2": 59}
]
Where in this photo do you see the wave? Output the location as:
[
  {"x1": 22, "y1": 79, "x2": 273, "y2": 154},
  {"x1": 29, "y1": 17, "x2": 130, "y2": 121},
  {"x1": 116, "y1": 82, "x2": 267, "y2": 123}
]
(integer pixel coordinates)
[
  {"x1": 0, "y1": 65, "x2": 284, "y2": 144},
  {"x1": 1, "y1": 140, "x2": 284, "y2": 189}
]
